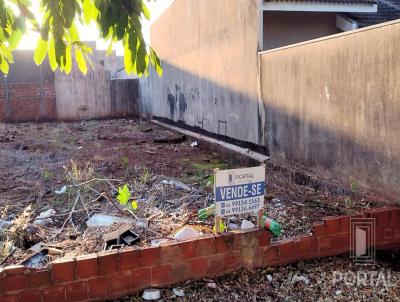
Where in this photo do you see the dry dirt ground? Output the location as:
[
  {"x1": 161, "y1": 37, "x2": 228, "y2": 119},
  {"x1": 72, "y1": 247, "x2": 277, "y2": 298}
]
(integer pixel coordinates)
[{"x1": 0, "y1": 119, "x2": 395, "y2": 268}]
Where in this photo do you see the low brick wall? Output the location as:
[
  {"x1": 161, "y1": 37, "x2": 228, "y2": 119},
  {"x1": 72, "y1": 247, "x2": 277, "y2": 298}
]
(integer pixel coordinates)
[
  {"x1": 0, "y1": 82, "x2": 57, "y2": 123},
  {"x1": 1, "y1": 207, "x2": 399, "y2": 301}
]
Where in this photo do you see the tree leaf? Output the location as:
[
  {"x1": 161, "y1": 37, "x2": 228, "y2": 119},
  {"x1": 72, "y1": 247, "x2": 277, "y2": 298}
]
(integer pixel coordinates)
[
  {"x1": 48, "y1": 37, "x2": 58, "y2": 71},
  {"x1": 0, "y1": 43, "x2": 13, "y2": 63},
  {"x1": 75, "y1": 47, "x2": 87, "y2": 75},
  {"x1": 123, "y1": 40, "x2": 133, "y2": 73},
  {"x1": 64, "y1": 44, "x2": 72, "y2": 74},
  {"x1": 0, "y1": 55, "x2": 9, "y2": 74},
  {"x1": 83, "y1": 0, "x2": 92, "y2": 24},
  {"x1": 8, "y1": 29, "x2": 22, "y2": 50},
  {"x1": 140, "y1": 0, "x2": 151, "y2": 20},
  {"x1": 106, "y1": 39, "x2": 113, "y2": 55},
  {"x1": 69, "y1": 23, "x2": 79, "y2": 42},
  {"x1": 34, "y1": 37, "x2": 48, "y2": 65}
]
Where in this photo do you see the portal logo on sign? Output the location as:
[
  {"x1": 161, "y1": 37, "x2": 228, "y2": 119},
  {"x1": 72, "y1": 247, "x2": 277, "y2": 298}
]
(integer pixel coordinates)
[{"x1": 350, "y1": 218, "x2": 376, "y2": 265}]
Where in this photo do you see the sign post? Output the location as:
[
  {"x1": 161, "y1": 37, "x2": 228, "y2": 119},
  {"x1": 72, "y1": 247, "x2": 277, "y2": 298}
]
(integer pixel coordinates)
[{"x1": 214, "y1": 165, "x2": 266, "y2": 233}]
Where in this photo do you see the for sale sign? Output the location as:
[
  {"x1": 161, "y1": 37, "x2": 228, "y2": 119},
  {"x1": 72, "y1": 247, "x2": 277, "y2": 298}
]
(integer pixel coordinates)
[{"x1": 214, "y1": 166, "x2": 265, "y2": 217}]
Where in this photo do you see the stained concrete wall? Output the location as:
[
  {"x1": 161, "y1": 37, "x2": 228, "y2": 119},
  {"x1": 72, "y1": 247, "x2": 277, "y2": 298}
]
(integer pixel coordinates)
[
  {"x1": 260, "y1": 20, "x2": 400, "y2": 197},
  {"x1": 55, "y1": 64, "x2": 112, "y2": 121},
  {"x1": 55, "y1": 64, "x2": 139, "y2": 121},
  {"x1": 140, "y1": 0, "x2": 263, "y2": 145},
  {"x1": 110, "y1": 79, "x2": 140, "y2": 117},
  {"x1": 263, "y1": 11, "x2": 341, "y2": 50}
]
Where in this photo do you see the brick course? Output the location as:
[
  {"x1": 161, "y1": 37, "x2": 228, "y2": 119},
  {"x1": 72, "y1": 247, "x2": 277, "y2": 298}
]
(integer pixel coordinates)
[
  {"x1": 0, "y1": 207, "x2": 399, "y2": 301},
  {"x1": 0, "y1": 81, "x2": 57, "y2": 122}
]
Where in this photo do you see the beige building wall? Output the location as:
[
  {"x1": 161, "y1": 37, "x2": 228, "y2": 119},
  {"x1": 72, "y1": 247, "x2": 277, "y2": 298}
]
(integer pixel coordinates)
[
  {"x1": 140, "y1": 0, "x2": 263, "y2": 145},
  {"x1": 55, "y1": 64, "x2": 112, "y2": 121},
  {"x1": 263, "y1": 11, "x2": 341, "y2": 50},
  {"x1": 260, "y1": 20, "x2": 400, "y2": 197}
]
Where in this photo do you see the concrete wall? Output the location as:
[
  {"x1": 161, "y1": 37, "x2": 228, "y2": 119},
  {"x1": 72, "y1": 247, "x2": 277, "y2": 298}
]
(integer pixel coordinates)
[
  {"x1": 55, "y1": 64, "x2": 139, "y2": 121},
  {"x1": 110, "y1": 79, "x2": 140, "y2": 118},
  {"x1": 263, "y1": 11, "x2": 341, "y2": 50},
  {"x1": 140, "y1": 0, "x2": 263, "y2": 145},
  {"x1": 55, "y1": 64, "x2": 112, "y2": 121},
  {"x1": 260, "y1": 20, "x2": 400, "y2": 197}
]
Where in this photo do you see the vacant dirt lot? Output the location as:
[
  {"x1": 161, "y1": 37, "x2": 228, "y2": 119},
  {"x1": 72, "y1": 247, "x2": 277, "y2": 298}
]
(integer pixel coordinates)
[{"x1": 0, "y1": 119, "x2": 394, "y2": 267}]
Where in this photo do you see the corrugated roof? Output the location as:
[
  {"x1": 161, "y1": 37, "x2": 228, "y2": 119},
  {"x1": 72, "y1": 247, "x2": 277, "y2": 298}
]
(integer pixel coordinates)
[
  {"x1": 345, "y1": 0, "x2": 400, "y2": 27},
  {"x1": 264, "y1": 0, "x2": 377, "y2": 4}
]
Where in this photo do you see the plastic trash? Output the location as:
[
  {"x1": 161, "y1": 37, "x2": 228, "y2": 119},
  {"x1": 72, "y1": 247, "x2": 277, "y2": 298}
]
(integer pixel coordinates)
[
  {"x1": 86, "y1": 214, "x2": 131, "y2": 227},
  {"x1": 262, "y1": 216, "x2": 282, "y2": 237},
  {"x1": 190, "y1": 141, "x2": 198, "y2": 147},
  {"x1": 160, "y1": 179, "x2": 191, "y2": 191},
  {"x1": 173, "y1": 288, "x2": 185, "y2": 297},
  {"x1": 119, "y1": 229, "x2": 140, "y2": 246},
  {"x1": 198, "y1": 205, "x2": 215, "y2": 220},
  {"x1": 173, "y1": 226, "x2": 200, "y2": 241},
  {"x1": 142, "y1": 289, "x2": 161, "y2": 300},
  {"x1": 240, "y1": 219, "x2": 255, "y2": 229},
  {"x1": 228, "y1": 223, "x2": 239, "y2": 230},
  {"x1": 55, "y1": 185, "x2": 67, "y2": 195},
  {"x1": 34, "y1": 209, "x2": 56, "y2": 226}
]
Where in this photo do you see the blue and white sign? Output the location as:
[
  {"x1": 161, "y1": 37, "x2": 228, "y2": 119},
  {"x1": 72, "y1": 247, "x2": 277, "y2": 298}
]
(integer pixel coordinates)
[{"x1": 214, "y1": 166, "x2": 265, "y2": 217}]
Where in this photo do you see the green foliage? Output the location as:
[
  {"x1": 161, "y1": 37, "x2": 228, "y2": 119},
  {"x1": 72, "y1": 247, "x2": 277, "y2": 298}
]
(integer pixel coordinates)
[
  {"x1": 344, "y1": 197, "x2": 353, "y2": 208},
  {"x1": 117, "y1": 184, "x2": 131, "y2": 206},
  {"x1": 0, "y1": 0, "x2": 162, "y2": 76},
  {"x1": 351, "y1": 181, "x2": 359, "y2": 192}
]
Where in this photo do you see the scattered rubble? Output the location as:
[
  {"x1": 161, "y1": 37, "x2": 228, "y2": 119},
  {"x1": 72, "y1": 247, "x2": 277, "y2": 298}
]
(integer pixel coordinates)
[
  {"x1": 142, "y1": 288, "x2": 161, "y2": 300},
  {"x1": 0, "y1": 119, "x2": 394, "y2": 267},
  {"x1": 86, "y1": 214, "x2": 132, "y2": 227}
]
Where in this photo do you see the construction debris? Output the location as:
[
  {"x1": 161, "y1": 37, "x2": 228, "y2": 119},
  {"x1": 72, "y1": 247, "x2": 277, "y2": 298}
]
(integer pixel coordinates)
[
  {"x1": 173, "y1": 226, "x2": 201, "y2": 241},
  {"x1": 142, "y1": 288, "x2": 161, "y2": 300},
  {"x1": 0, "y1": 119, "x2": 392, "y2": 267},
  {"x1": 86, "y1": 214, "x2": 132, "y2": 227},
  {"x1": 34, "y1": 209, "x2": 56, "y2": 226}
]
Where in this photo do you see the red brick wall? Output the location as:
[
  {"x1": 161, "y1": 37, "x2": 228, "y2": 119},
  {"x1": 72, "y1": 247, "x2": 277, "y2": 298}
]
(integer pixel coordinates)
[
  {"x1": 0, "y1": 81, "x2": 57, "y2": 123},
  {"x1": 0, "y1": 207, "x2": 399, "y2": 302}
]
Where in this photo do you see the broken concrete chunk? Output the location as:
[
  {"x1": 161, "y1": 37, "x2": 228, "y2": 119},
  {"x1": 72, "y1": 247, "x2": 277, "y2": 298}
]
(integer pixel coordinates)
[
  {"x1": 142, "y1": 288, "x2": 161, "y2": 300},
  {"x1": 173, "y1": 287, "x2": 185, "y2": 297},
  {"x1": 291, "y1": 275, "x2": 309, "y2": 284},
  {"x1": 86, "y1": 214, "x2": 131, "y2": 227},
  {"x1": 160, "y1": 179, "x2": 191, "y2": 191},
  {"x1": 207, "y1": 282, "x2": 217, "y2": 289},
  {"x1": 34, "y1": 209, "x2": 56, "y2": 226}
]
